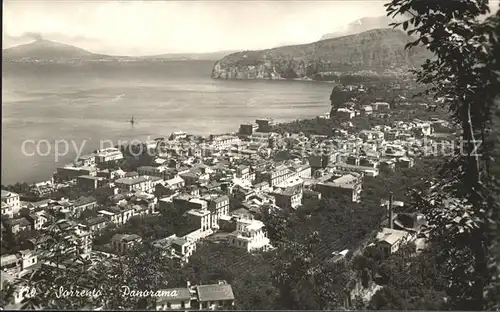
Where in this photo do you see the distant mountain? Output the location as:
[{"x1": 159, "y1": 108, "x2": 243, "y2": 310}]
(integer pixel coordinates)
[
  {"x1": 145, "y1": 50, "x2": 240, "y2": 61},
  {"x1": 212, "y1": 28, "x2": 433, "y2": 80},
  {"x1": 2, "y1": 39, "x2": 240, "y2": 62},
  {"x1": 320, "y1": 16, "x2": 396, "y2": 40}
]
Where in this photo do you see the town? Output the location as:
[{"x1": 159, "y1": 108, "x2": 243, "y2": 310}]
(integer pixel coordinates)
[{"x1": 1, "y1": 81, "x2": 457, "y2": 310}]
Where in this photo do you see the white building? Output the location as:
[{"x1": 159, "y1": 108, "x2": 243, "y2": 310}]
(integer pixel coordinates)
[
  {"x1": 228, "y1": 218, "x2": 270, "y2": 252},
  {"x1": 1, "y1": 190, "x2": 21, "y2": 218},
  {"x1": 153, "y1": 234, "x2": 197, "y2": 264},
  {"x1": 375, "y1": 227, "x2": 411, "y2": 257},
  {"x1": 210, "y1": 135, "x2": 241, "y2": 150},
  {"x1": 114, "y1": 176, "x2": 162, "y2": 193},
  {"x1": 96, "y1": 148, "x2": 123, "y2": 164},
  {"x1": 111, "y1": 234, "x2": 142, "y2": 254}
]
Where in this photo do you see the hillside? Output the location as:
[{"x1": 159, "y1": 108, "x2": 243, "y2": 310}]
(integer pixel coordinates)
[
  {"x1": 147, "y1": 50, "x2": 239, "y2": 61},
  {"x1": 2, "y1": 39, "x2": 105, "y2": 61},
  {"x1": 211, "y1": 29, "x2": 432, "y2": 80},
  {"x1": 2, "y1": 39, "x2": 238, "y2": 62},
  {"x1": 320, "y1": 16, "x2": 395, "y2": 40}
]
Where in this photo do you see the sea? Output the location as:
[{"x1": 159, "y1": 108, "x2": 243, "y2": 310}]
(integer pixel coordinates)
[{"x1": 2, "y1": 60, "x2": 334, "y2": 185}]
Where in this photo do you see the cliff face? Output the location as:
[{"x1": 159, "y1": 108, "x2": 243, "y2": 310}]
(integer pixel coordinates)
[{"x1": 211, "y1": 29, "x2": 432, "y2": 80}]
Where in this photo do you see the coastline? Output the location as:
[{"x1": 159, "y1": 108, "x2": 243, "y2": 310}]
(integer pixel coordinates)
[{"x1": 0, "y1": 117, "x2": 303, "y2": 186}]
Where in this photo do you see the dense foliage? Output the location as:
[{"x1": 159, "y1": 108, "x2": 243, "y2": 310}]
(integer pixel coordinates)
[{"x1": 384, "y1": 0, "x2": 500, "y2": 310}]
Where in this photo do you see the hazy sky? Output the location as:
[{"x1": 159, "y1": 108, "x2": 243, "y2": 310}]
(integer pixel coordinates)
[
  {"x1": 3, "y1": 1, "x2": 499, "y2": 56},
  {"x1": 2, "y1": 0, "x2": 391, "y2": 55}
]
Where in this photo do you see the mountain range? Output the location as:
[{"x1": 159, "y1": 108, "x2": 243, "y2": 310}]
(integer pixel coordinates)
[
  {"x1": 3, "y1": 23, "x2": 433, "y2": 79},
  {"x1": 2, "y1": 39, "x2": 238, "y2": 62},
  {"x1": 211, "y1": 28, "x2": 433, "y2": 80}
]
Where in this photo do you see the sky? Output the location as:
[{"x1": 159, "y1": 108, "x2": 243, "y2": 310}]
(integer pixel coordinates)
[
  {"x1": 2, "y1": 0, "x2": 390, "y2": 55},
  {"x1": 3, "y1": 1, "x2": 499, "y2": 56}
]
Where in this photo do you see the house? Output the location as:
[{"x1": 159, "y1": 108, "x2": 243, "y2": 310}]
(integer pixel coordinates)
[
  {"x1": 206, "y1": 195, "x2": 230, "y2": 230},
  {"x1": 196, "y1": 282, "x2": 235, "y2": 310},
  {"x1": 54, "y1": 165, "x2": 97, "y2": 182},
  {"x1": 181, "y1": 169, "x2": 211, "y2": 186},
  {"x1": 84, "y1": 216, "x2": 108, "y2": 233},
  {"x1": 20, "y1": 212, "x2": 45, "y2": 231},
  {"x1": 359, "y1": 130, "x2": 384, "y2": 142},
  {"x1": 257, "y1": 164, "x2": 295, "y2": 187},
  {"x1": 253, "y1": 181, "x2": 270, "y2": 193},
  {"x1": 1, "y1": 249, "x2": 39, "y2": 278},
  {"x1": 156, "y1": 287, "x2": 193, "y2": 310},
  {"x1": 156, "y1": 282, "x2": 235, "y2": 311},
  {"x1": 1, "y1": 202, "x2": 11, "y2": 218},
  {"x1": 331, "y1": 163, "x2": 379, "y2": 177},
  {"x1": 210, "y1": 135, "x2": 240, "y2": 150},
  {"x1": 114, "y1": 176, "x2": 158, "y2": 193},
  {"x1": 379, "y1": 159, "x2": 396, "y2": 172},
  {"x1": 186, "y1": 208, "x2": 211, "y2": 233},
  {"x1": 316, "y1": 173, "x2": 363, "y2": 203},
  {"x1": 335, "y1": 108, "x2": 355, "y2": 120},
  {"x1": 165, "y1": 176, "x2": 185, "y2": 190},
  {"x1": 171, "y1": 237, "x2": 196, "y2": 262},
  {"x1": 26, "y1": 199, "x2": 51, "y2": 211},
  {"x1": 1, "y1": 190, "x2": 21, "y2": 218},
  {"x1": 77, "y1": 175, "x2": 107, "y2": 191},
  {"x1": 270, "y1": 186, "x2": 303, "y2": 210},
  {"x1": 255, "y1": 119, "x2": 274, "y2": 132},
  {"x1": 239, "y1": 124, "x2": 254, "y2": 136},
  {"x1": 397, "y1": 157, "x2": 415, "y2": 169},
  {"x1": 361, "y1": 105, "x2": 373, "y2": 116},
  {"x1": 232, "y1": 207, "x2": 253, "y2": 219},
  {"x1": 153, "y1": 235, "x2": 197, "y2": 264},
  {"x1": 111, "y1": 234, "x2": 142, "y2": 254},
  {"x1": 172, "y1": 195, "x2": 205, "y2": 214},
  {"x1": 290, "y1": 163, "x2": 312, "y2": 179},
  {"x1": 371, "y1": 102, "x2": 391, "y2": 112},
  {"x1": 0, "y1": 271, "x2": 34, "y2": 305},
  {"x1": 170, "y1": 131, "x2": 187, "y2": 140},
  {"x1": 375, "y1": 228, "x2": 410, "y2": 258},
  {"x1": 74, "y1": 227, "x2": 93, "y2": 257},
  {"x1": 137, "y1": 166, "x2": 167, "y2": 178},
  {"x1": 95, "y1": 148, "x2": 123, "y2": 164},
  {"x1": 109, "y1": 206, "x2": 135, "y2": 225},
  {"x1": 1, "y1": 254, "x2": 21, "y2": 275},
  {"x1": 72, "y1": 196, "x2": 98, "y2": 218},
  {"x1": 5, "y1": 217, "x2": 32, "y2": 234},
  {"x1": 235, "y1": 165, "x2": 253, "y2": 181},
  {"x1": 228, "y1": 218, "x2": 270, "y2": 252},
  {"x1": 98, "y1": 208, "x2": 132, "y2": 226},
  {"x1": 77, "y1": 153, "x2": 96, "y2": 167}
]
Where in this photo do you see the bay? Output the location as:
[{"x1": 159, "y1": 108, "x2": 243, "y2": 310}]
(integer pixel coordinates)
[{"x1": 2, "y1": 61, "x2": 333, "y2": 184}]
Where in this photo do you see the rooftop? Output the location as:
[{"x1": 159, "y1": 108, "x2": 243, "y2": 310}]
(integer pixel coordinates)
[
  {"x1": 376, "y1": 228, "x2": 408, "y2": 245},
  {"x1": 1, "y1": 190, "x2": 18, "y2": 198},
  {"x1": 156, "y1": 288, "x2": 192, "y2": 303},
  {"x1": 187, "y1": 209, "x2": 210, "y2": 217},
  {"x1": 196, "y1": 284, "x2": 235, "y2": 302},
  {"x1": 115, "y1": 176, "x2": 150, "y2": 185}
]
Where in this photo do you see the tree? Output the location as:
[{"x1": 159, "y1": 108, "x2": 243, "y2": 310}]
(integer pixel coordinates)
[
  {"x1": 368, "y1": 245, "x2": 448, "y2": 310},
  {"x1": 385, "y1": 0, "x2": 500, "y2": 309},
  {"x1": 258, "y1": 206, "x2": 292, "y2": 245},
  {"x1": 271, "y1": 231, "x2": 356, "y2": 310}
]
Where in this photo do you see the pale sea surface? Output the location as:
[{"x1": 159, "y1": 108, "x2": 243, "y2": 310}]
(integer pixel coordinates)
[{"x1": 2, "y1": 61, "x2": 333, "y2": 185}]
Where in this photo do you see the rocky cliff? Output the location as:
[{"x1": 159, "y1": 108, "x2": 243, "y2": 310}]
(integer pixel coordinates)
[{"x1": 211, "y1": 29, "x2": 432, "y2": 81}]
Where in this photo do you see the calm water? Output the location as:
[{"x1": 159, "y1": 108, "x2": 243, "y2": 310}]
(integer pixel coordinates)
[{"x1": 2, "y1": 61, "x2": 333, "y2": 185}]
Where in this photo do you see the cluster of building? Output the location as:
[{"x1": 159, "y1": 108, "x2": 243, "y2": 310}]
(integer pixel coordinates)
[{"x1": 0, "y1": 94, "x2": 449, "y2": 308}]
